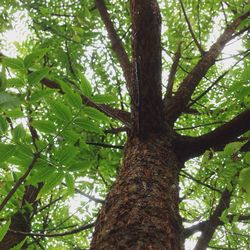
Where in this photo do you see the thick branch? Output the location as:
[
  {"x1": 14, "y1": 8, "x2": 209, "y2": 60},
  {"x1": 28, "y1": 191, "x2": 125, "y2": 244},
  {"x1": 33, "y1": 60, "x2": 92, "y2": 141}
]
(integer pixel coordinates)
[
  {"x1": 166, "y1": 11, "x2": 250, "y2": 124},
  {"x1": 95, "y1": 0, "x2": 132, "y2": 94},
  {"x1": 81, "y1": 95, "x2": 130, "y2": 127},
  {"x1": 174, "y1": 109, "x2": 250, "y2": 161}
]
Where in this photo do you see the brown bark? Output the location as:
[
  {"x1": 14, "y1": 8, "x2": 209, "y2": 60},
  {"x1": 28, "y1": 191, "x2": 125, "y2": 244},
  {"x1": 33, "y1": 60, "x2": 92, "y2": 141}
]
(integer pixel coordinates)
[
  {"x1": 174, "y1": 109, "x2": 250, "y2": 161},
  {"x1": 130, "y1": 0, "x2": 165, "y2": 137},
  {"x1": 90, "y1": 136, "x2": 184, "y2": 249}
]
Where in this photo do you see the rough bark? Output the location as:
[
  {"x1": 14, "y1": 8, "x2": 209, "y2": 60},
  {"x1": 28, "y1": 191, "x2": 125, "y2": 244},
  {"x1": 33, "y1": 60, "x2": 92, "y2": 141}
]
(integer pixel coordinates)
[
  {"x1": 130, "y1": 0, "x2": 165, "y2": 137},
  {"x1": 90, "y1": 136, "x2": 184, "y2": 249}
]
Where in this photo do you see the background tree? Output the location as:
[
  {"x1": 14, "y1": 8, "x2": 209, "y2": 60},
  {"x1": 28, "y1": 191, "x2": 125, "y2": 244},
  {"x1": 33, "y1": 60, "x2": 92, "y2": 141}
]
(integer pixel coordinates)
[{"x1": 0, "y1": 0, "x2": 249, "y2": 249}]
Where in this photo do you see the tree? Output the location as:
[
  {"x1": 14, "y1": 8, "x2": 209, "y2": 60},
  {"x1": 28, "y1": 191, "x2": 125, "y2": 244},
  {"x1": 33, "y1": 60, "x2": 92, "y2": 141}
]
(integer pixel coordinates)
[{"x1": 0, "y1": 0, "x2": 249, "y2": 249}]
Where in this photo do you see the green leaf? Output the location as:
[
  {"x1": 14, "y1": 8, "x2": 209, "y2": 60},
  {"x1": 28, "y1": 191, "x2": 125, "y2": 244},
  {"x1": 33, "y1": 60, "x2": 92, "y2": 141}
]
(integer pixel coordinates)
[
  {"x1": 12, "y1": 124, "x2": 26, "y2": 141},
  {"x1": 28, "y1": 68, "x2": 50, "y2": 85},
  {"x1": 30, "y1": 89, "x2": 54, "y2": 103},
  {"x1": 83, "y1": 107, "x2": 110, "y2": 123},
  {"x1": 239, "y1": 167, "x2": 250, "y2": 192},
  {"x1": 219, "y1": 209, "x2": 229, "y2": 224},
  {"x1": 72, "y1": 35, "x2": 81, "y2": 43},
  {"x1": 39, "y1": 171, "x2": 64, "y2": 195},
  {"x1": 0, "y1": 116, "x2": 8, "y2": 133},
  {"x1": 32, "y1": 120, "x2": 56, "y2": 134},
  {"x1": 0, "y1": 220, "x2": 11, "y2": 241},
  {"x1": 65, "y1": 91, "x2": 82, "y2": 109},
  {"x1": 2, "y1": 57, "x2": 25, "y2": 71},
  {"x1": 49, "y1": 100, "x2": 72, "y2": 122},
  {"x1": 0, "y1": 144, "x2": 15, "y2": 162},
  {"x1": 7, "y1": 77, "x2": 25, "y2": 88},
  {"x1": 29, "y1": 165, "x2": 56, "y2": 185},
  {"x1": 14, "y1": 144, "x2": 33, "y2": 163},
  {"x1": 78, "y1": 71, "x2": 92, "y2": 97},
  {"x1": 62, "y1": 130, "x2": 80, "y2": 144},
  {"x1": 24, "y1": 48, "x2": 48, "y2": 68},
  {"x1": 68, "y1": 160, "x2": 92, "y2": 172},
  {"x1": 245, "y1": 152, "x2": 250, "y2": 165},
  {"x1": 0, "y1": 65, "x2": 7, "y2": 90},
  {"x1": 57, "y1": 79, "x2": 72, "y2": 93},
  {"x1": 65, "y1": 173, "x2": 75, "y2": 195},
  {"x1": 223, "y1": 141, "x2": 247, "y2": 156},
  {"x1": 74, "y1": 117, "x2": 102, "y2": 133},
  {"x1": 10, "y1": 239, "x2": 26, "y2": 250},
  {"x1": 54, "y1": 146, "x2": 79, "y2": 165},
  {"x1": 0, "y1": 93, "x2": 21, "y2": 109},
  {"x1": 5, "y1": 108, "x2": 23, "y2": 118},
  {"x1": 91, "y1": 94, "x2": 118, "y2": 103},
  {"x1": 72, "y1": 26, "x2": 84, "y2": 35}
]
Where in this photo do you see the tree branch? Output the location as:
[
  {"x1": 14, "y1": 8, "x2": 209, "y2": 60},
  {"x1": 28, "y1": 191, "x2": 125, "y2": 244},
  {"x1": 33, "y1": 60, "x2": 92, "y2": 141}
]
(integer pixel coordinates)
[
  {"x1": 179, "y1": 0, "x2": 205, "y2": 55},
  {"x1": 0, "y1": 153, "x2": 40, "y2": 212},
  {"x1": 193, "y1": 188, "x2": 231, "y2": 250},
  {"x1": 0, "y1": 52, "x2": 131, "y2": 126},
  {"x1": 86, "y1": 141, "x2": 124, "y2": 150},
  {"x1": 164, "y1": 43, "x2": 181, "y2": 102},
  {"x1": 188, "y1": 52, "x2": 250, "y2": 108},
  {"x1": 184, "y1": 213, "x2": 250, "y2": 239},
  {"x1": 104, "y1": 126, "x2": 127, "y2": 134},
  {"x1": 180, "y1": 170, "x2": 221, "y2": 193},
  {"x1": 95, "y1": 0, "x2": 132, "y2": 94},
  {"x1": 41, "y1": 78, "x2": 131, "y2": 126},
  {"x1": 10, "y1": 222, "x2": 95, "y2": 238},
  {"x1": 165, "y1": 11, "x2": 250, "y2": 124},
  {"x1": 61, "y1": 183, "x2": 105, "y2": 204},
  {"x1": 174, "y1": 109, "x2": 250, "y2": 161}
]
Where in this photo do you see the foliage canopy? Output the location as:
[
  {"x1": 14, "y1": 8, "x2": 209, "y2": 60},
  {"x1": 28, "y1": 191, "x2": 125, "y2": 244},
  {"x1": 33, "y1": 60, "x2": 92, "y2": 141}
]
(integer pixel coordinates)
[{"x1": 0, "y1": 0, "x2": 249, "y2": 249}]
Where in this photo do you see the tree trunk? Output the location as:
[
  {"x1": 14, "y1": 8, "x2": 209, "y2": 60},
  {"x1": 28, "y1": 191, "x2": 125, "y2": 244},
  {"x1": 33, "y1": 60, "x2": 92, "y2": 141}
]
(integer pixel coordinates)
[{"x1": 90, "y1": 135, "x2": 184, "y2": 249}]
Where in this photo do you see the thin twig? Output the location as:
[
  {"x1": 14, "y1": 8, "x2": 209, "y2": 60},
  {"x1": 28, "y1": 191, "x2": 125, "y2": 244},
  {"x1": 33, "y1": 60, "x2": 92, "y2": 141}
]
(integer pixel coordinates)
[
  {"x1": 61, "y1": 183, "x2": 105, "y2": 204},
  {"x1": 179, "y1": 0, "x2": 205, "y2": 55},
  {"x1": 188, "y1": 51, "x2": 250, "y2": 107},
  {"x1": 175, "y1": 121, "x2": 224, "y2": 131},
  {"x1": 10, "y1": 222, "x2": 95, "y2": 237},
  {"x1": 165, "y1": 43, "x2": 181, "y2": 101},
  {"x1": 180, "y1": 170, "x2": 221, "y2": 193},
  {"x1": 86, "y1": 141, "x2": 123, "y2": 149}
]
